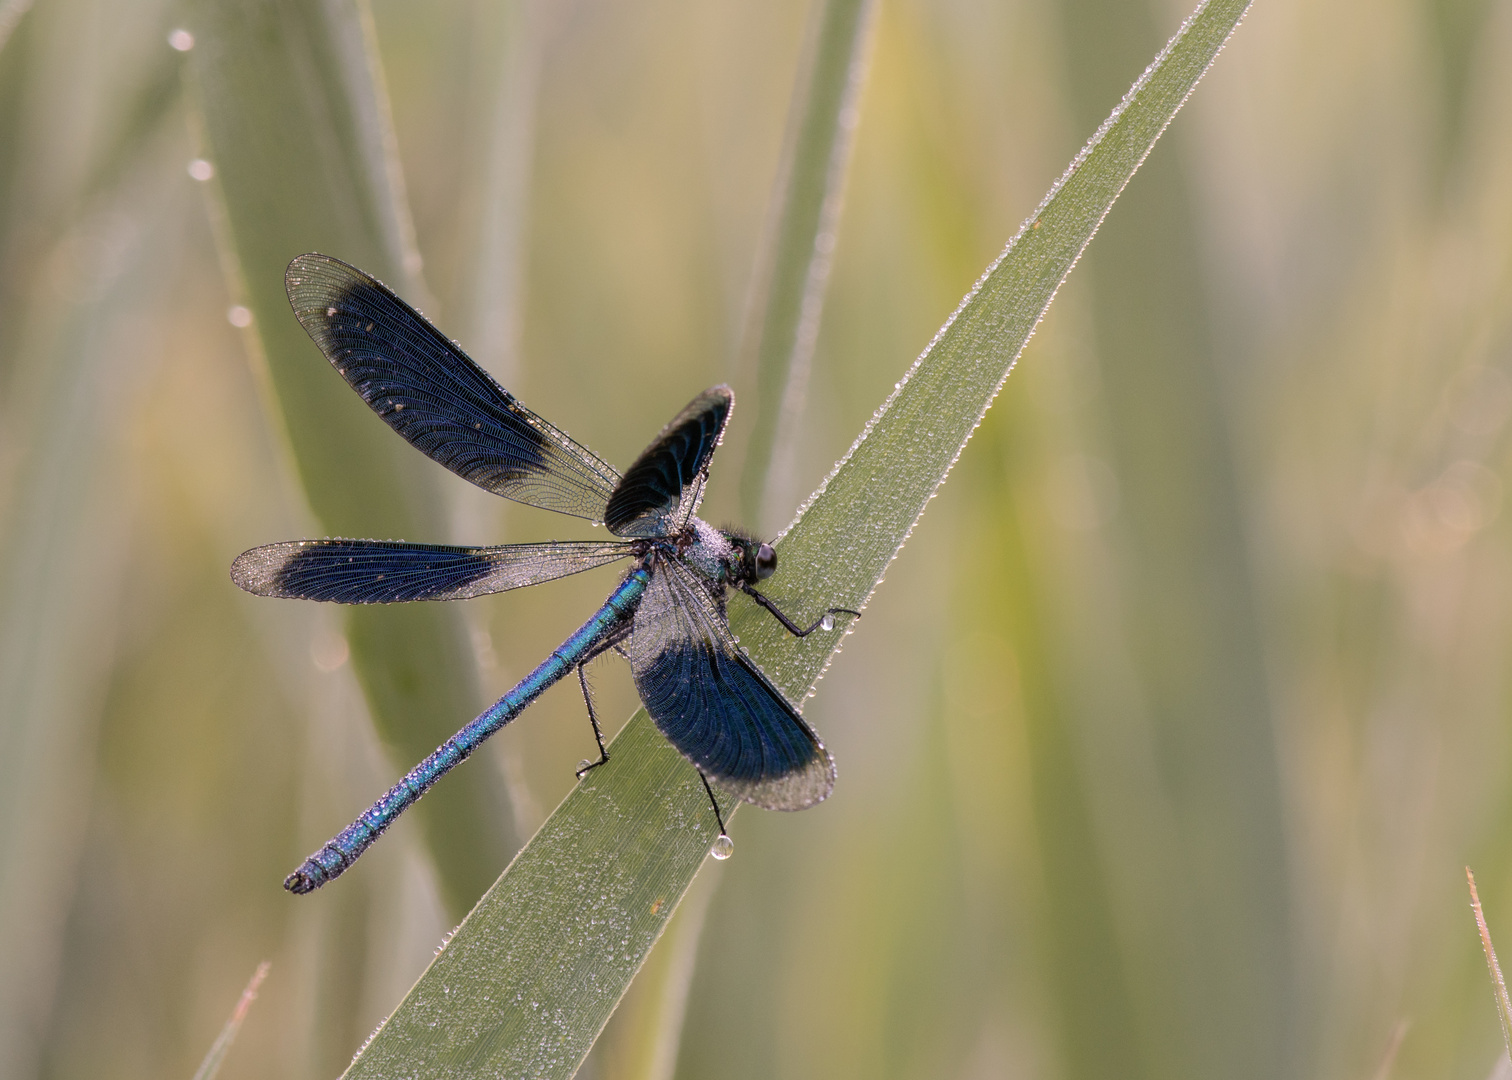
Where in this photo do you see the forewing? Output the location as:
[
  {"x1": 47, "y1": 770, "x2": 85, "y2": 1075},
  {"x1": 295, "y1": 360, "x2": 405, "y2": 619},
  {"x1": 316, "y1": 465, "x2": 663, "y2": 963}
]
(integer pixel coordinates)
[
  {"x1": 625, "y1": 560, "x2": 834, "y2": 809},
  {"x1": 286, "y1": 253, "x2": 621, "y2": 520},
  {"x1": 231, "y1": 539, "x2": 634, "y2": 603},
  {"x1": 604, "y1": 386, "x2": 732, "y2": 536}
]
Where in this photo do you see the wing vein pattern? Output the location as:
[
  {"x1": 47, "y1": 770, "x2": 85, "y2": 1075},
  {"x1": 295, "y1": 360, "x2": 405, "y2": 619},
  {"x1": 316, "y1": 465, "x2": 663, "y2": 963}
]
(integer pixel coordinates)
[
  {"x1": 286, "y1": 253, "x2": 621, "y2": 521},
  {"x1": 627, "y1": 559, "x2": 834, "y2": 809},
  {"x1": 231, "y1": 539, "x2": 635, "y2": 603},
  {"x1": 605, "y1": 387, "x2": 731, "y2": 536}
]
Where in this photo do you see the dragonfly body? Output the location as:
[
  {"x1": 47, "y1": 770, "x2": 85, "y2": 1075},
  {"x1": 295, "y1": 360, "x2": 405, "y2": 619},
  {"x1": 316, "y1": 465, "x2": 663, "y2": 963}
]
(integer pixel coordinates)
[
  {"x1": 234, "y1": 254, "x2": 852, "y2": 894},
  {"x1": 285, "y1": 566, "x2": 650, "y2": 892}
]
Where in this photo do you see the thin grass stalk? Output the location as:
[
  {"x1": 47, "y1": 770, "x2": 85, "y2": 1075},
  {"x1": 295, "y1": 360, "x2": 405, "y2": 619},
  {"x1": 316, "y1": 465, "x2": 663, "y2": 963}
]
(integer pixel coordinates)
[
  {"x1": 1470, "y1": 868, "x2": 1512, "y2": 1060},
  {"x1": 737, "y1": 0, "x2": 878, "y2": 533}
]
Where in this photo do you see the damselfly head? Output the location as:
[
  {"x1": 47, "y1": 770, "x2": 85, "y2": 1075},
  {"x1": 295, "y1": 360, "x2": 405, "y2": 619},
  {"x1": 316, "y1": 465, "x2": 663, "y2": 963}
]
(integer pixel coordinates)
[
  {"x1": 754, "y1": 542, "x2": 777, "y2": 580},
  {"x1": 727, "y1": 534, "x2": 778, "y2": 583}
]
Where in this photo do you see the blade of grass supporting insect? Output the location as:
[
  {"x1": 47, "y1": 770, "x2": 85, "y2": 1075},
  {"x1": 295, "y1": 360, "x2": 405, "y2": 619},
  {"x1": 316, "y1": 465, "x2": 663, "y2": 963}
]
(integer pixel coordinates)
[
  {"x1": 340, "y1": 3, "x2": 1252, "y2": 1076},
  {"x1": 1469, "y1": 868, "x2": 1512, "y2": 1059},
  {"x1": 592, "y1": 869, "x2": 721, "y2": 1080},
  {"x1": 183, "y1": 0, "x2": 516, "y2": 916},
  {"x1": 589, "y1": 6, "x2": 879, "y2": 1073},
  {"x1": 737, "y1": 0, "x2": 877, "y2": 533}
]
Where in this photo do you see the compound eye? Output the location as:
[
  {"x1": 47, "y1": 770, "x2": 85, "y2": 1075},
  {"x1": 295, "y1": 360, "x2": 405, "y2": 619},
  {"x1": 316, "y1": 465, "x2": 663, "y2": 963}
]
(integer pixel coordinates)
[{"x1": 754, "y1": 543, "x2": 777, "y2": 580}]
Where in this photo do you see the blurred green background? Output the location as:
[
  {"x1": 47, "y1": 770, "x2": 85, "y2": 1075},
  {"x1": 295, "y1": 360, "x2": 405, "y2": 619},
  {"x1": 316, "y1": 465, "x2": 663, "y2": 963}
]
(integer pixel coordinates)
[{"x1": 3, "y1": 0, "x2": 1512, "y2": 1077}]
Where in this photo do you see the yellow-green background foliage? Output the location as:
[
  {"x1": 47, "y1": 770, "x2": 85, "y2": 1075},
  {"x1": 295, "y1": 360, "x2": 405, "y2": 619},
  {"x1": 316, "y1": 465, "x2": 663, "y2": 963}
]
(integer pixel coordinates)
[{"x1": 2, "y1": 0, "x2": 1510, "y2": 1077}]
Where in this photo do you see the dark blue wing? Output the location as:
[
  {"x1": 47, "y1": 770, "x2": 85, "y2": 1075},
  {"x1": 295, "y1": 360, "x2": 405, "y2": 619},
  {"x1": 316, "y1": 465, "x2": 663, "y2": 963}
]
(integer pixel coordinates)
[
  {"x1": 604, "y1": 386, "x2": 732, "y2": 537},
  {"x1": 286, "y1": 254, "x2": 621, "y2": 521},
  {"x1": 231, "y1": 538, "x2": 634, "y2": 603},
  {"x1": 625, "y1": 559, "x2": 834, "y2": 810}
]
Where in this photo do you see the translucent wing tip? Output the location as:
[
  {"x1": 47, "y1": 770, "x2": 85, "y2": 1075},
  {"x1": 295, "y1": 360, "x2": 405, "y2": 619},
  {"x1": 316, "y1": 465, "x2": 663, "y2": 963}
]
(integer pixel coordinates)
[
  {"x1": 285, "y1": 251, "x2": 362, "y2": 289},
  {"x1": 230, "y1": 543, "x2": 293, "y2": 596},
  {"x1": 718, "y1": 746, "x2": 836, "y2": 812}
]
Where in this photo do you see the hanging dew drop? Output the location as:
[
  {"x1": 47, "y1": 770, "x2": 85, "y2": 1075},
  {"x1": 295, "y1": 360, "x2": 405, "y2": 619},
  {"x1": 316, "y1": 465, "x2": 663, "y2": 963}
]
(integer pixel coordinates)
[
  {"x1": 820, "y1": 613, "x2": 835, "y2": 632},
  {"x1": 577, "y1": 759, "x2": 593, "y2": 774},
  {"x1": 710, "y1": 834, "x2": 734, "y2": 860}
]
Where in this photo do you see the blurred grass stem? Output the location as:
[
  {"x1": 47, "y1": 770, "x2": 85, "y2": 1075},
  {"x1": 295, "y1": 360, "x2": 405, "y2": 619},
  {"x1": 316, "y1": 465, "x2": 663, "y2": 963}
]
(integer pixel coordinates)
[
  {"x1": 190, "y1": 961, "x2": 271, "y2": 1080},
  {"x1": 736, "y1": 0, "x2": 877, "y2": 533},
  {"x1": 1469, "y1": 868, "x2": 1512, "y2": 1059}
]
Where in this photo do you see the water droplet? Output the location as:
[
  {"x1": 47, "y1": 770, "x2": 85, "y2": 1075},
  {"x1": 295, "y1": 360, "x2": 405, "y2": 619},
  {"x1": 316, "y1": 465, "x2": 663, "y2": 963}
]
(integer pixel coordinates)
[
  {"x1": 227, "y1": 305, "x2": 253, "y2": 328},
  {"x1": 820, "y1": 613, "x2": 835, "y2": 632},
  {"x1": 187, "y1": 158, "x2": 214, "y2": 181},
  {"x1": 710, "y1": 834, "x2": 734, "y2": 860},
  {"x1": 167, "y1": 29, "x2": 194, "y2": 51},
  {"x1": 577, "y1": 759, "x2": 592, "y2": 774}
]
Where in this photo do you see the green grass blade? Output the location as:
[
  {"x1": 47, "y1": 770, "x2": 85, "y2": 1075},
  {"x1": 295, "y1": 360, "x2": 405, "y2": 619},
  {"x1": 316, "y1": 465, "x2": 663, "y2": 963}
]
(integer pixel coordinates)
[
  {"x1": 591, "y1": 7, "x2": 878, "y2": 1073},
  {"x1": 0, "y1": 242, "x2": 174, "y2": 1080},
  {"x1": 0, "y1": 13, "x2": 202, "y2": 1066},
  {"x1": 183, "y1": 0, "x2": 516, "y2": 916},
  {"x1": 459, "y1": 0, "x2": 546, "y2": 383},
  {"x1": 0, "y1": 0, "x2": 32, "y2": 56},
  {"x1": 342, "y1": 2, "x2": 1252, "y2": 1076},
  {"x1": 736, "y1": 0, "x2": 877, "y2": 530},
  {"x1": 1044, "y1": 4, "x2": 1285, "y2": 1075},
  {"x1": 592, "y1": 873, "x2": 720, "y2": 1080}
]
